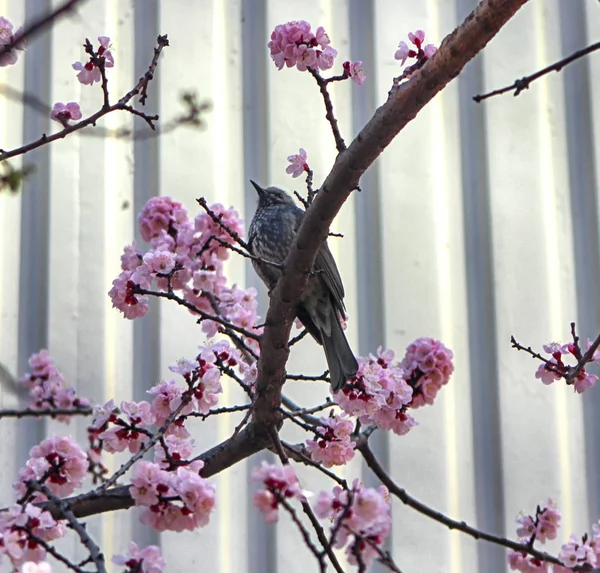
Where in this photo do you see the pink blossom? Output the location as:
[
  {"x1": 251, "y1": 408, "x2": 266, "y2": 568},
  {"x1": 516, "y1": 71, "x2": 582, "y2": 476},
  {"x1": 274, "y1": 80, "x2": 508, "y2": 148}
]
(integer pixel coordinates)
[
  {"x1": 0, "y1": 504, "x2": 64, "y2": 568},
  {"x1": 507, "y1": 551, "x2": 549, "y2": 572},
  {"x1": 0, "y1": 17, "x2": 25, "y2": 67},
  {"x1": 14, "y1": 436, "x2": 87, "y2": 499},
  {"x1": 559, "y1": 535, "x2": 595, "y2": 568},
  {"x1": 342, "y1": 60, "x2": 366, "y2": 85},
  {"x1": 394, "y1": 30, "x2": 437, "y2": 68},
  {"x1": 334, "y1": 346, "x2": 414, "y2": 434},
  {"x1": 112, "y1": 542, "x2": 165, "y2": 573},
  {"x1": 19, "y1": 350, "x2": 89, "y2": 421},
  {"x1": 306, "y1": 413, "x2": 356, "y2": 467},
  {"x1": 154, "y1": 434, "x2": 195, "y2": 469},
  {"x1": 91, "y1": 399, "x2": 118, "y2": 430},
  {"x1": 535, "y1": 339, "x2": 599, "y2": 393},
  {"x1": 401, "y1": 337, "x2": 454, "y2": 408},
  {"x1": 268, "y1": 21, "x2": 338, "y2": 72},
  {"x1": 286, "y1": 148, "x2": 309, "y2": 178},
  {"x1": 143, "y1": 249, "x2": 177, "y2": 274},
  {"x1": 534, "y1": 363, "x2": 561, "y2": 385},
  {"x1": 314, "y1": 481, "x2": 391, "y2": 567},
  {"x1": 50, "y1": 102, "x2": 82, "y2": 125},
  {"x1": 99, "y1": 400, "x2": 155, "y2": 454},
  {"x1": 252, "y1": 462, "x2": 304, "y2": 522},
  {"x1": 148, "y1": 379, "x2": 189, "y2": 425},
  {"x1": 253, "y1": 490, "x2": 279, "y2": 523},
  {"x1": 108, "y1": 269, "x2": 150, "y2": 319},
  {"x1": 72, "y1": 36, "x2": 114, "y2": 85},
  {"x1": 132, "y1": 461, "x2": 216, "y2": 532},
  {"x1": 138, "y1": 196, "x2": 188, "y2": 242}
]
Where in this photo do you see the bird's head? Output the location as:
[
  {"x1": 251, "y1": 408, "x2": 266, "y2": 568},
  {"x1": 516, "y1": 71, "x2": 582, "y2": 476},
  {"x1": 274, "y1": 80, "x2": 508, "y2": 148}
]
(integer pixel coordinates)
[{"x1": 250, "y1": 180, "x2": 296, "y2": 208}]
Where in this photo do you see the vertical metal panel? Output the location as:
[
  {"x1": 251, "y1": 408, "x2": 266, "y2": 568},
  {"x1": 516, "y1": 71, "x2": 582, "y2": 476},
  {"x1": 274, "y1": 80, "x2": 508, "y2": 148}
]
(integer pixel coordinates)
[{"x1": 1, "y1": 0, "x2": 599, "y2": 572}]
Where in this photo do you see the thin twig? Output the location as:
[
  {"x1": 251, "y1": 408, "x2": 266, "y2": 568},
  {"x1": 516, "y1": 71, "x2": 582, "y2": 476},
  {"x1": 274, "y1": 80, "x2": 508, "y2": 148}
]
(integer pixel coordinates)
[
  {"x1": 0, "y1": 406, "x2": 92, "y2": 419},
  {"x1": 30, "y1": 481, "x2": 107, "y2": 573},
  {"x1": 359, "y1": 443, "x2": 565, "y2": 568},
  {"x1": 307, "y1": 67, "x2": 346, "y2": 152},
  {"x1": 474, "y1": 40, "x2": 600, "y2": 101}
]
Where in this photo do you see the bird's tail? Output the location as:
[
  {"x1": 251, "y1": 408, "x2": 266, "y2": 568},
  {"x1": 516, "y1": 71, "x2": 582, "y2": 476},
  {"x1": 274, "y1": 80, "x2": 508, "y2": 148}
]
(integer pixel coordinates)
[{"x1": 322, "y1": 317, "x2": 359, "y2": 392}]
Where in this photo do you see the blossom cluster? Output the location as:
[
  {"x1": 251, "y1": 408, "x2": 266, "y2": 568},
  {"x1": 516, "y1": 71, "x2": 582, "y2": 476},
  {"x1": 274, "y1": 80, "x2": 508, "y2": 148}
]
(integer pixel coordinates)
[
  {"x1": 113, "y1": 542, "x2": 166, "y2": 573},
  {"x1": 268, "y1": 20, "x2": 337, "y2": 72},
  {"x1": 505, "y1": 500, "x2": 600, "y2": 572},
  {"x1": 20, "y1": 349, "x2": 90, "y2": 422},
  {"x1": 252, "y1": 462, "x2": 305, "y2": 523},
  {"x1": 0, "y1": 504, "x2": 64, "y2": 569},
  {"x1": 109, "y1": 197, "x2": 260, "y2": 349},
  {"x1": 395, "y1": 30, "x2": 437, "y2": 67},
  {"x1": 306, "y1": 413, "x2": 356, "y2": 467},
  {"x1": 14, "y1": 436, "x2": 88, "y2": 500},
  {"x1": 334, "y1": 347, "x2": 415, "y2": 435},
  {"x1": 0, "y1": 17, "x2": 25, "y2": 67},
  {"x1": 315, "y1": 480, "x2": 392, "y2": 567},
  {"x1": 131, "y1": 461, "x2": 216, "y2": 532},
  {"x1": 534, "y1": 340, "x2": 600, "y2": 393},
  {"x1": 401, "y1": 337, "x2": 454, "y2": 408}
]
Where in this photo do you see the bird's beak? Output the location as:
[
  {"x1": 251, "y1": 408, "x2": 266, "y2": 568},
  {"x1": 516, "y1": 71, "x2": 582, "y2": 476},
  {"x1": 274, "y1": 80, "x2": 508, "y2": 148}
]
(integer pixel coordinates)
[{"x1": 250, "y1": 180, "x2": 265, "y2": 197}]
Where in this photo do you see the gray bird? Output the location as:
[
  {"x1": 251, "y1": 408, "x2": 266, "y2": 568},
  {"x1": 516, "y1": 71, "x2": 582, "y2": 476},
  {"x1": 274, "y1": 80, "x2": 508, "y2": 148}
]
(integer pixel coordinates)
[{"x1": 248, "y1": 180, "x2": 358, "y2": 391}]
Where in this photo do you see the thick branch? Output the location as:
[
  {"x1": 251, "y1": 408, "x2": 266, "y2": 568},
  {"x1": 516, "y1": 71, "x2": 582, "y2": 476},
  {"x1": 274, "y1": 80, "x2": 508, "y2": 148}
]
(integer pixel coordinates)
[{"x1": 253, "y1": 0, "x2": 532, "y2": 426}]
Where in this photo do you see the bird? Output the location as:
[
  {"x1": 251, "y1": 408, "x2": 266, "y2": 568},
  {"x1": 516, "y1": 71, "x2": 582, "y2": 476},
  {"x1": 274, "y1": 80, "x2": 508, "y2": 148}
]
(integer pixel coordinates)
[{"x1": 247, "y1": 180, "x2": 358, "y2": 391}]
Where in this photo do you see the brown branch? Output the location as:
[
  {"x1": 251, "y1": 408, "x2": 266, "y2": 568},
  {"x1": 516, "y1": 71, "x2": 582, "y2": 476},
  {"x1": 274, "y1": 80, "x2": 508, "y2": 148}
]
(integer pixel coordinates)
[
  {"x1": 474, "y1": 39, "x2": 600, "y2": 101},
  {"x1": 30, "y1": 482, "x2": 106, "y2": 573},
  {"x1": 308, "y1": 68, "x2": 346, "y2": 152},
  {"x1": 253, "y1": 0, "x2": 532, "y2": 430},
  {"x1": 0, "y1": 406, "x2": 92, "y2": 419},
  {"x1": 0, "y1": 0, "x2": 87, "y2": 59},
  {"x1": 359, "y1": 443, "x2": 564, "y2": 568}
]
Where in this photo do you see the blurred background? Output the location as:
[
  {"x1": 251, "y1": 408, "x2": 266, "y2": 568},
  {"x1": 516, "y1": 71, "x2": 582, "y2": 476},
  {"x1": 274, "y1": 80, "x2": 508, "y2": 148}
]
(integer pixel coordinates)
[{"x1": 0, "y1": 0, "x2": 599, "y2": 572}]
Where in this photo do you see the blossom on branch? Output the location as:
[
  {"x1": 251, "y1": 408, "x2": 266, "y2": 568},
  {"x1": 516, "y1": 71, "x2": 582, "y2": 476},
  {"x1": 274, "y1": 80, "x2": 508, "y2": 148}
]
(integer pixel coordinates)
[
  {"x1": 268, "y1": 20, "x2": 337, "y2": 72},
  {"x1": 50, "y1": 102, "x2": 82, "y2": 126},
  {"x1": 0, "y1": 504, "x2": 64, "y2": 568},
  {"x1": 534, "y1": 340, "x2": 600, "y2": 393},
  {"x1": 113, "y1": 542, "x2": 165, "y2": 573},
  {"x1": 110, "y1": 197, "x2": 261, "y2": 349},
  {"x1": 394, "y1": 29, "x2": 437, "y2": 67},
  {"x1": 401, "y1": 337, "x2": 454, "y2": 408},
  {"x1": 252, "y1": 462, "x2": 305, "y2": 523},
  {"x1": 306, "y1": 412, "x2": 356, "y2": 467},
  {"x1": 20, "y1": 349, "x2": 90, "y2": 421},
  {"x1": 286, "y1": 148, "x2": 309, "y2": 178},
  {"x1": 0, "y1": 17, "x2": 25, "y2": 67},
  {"x1": 72, "y1": 36, "x2": 114, "y2": 85},
  {"x1": 131, "y1": 461, "x2": 216, "y2": 532},
  {"x1": 14, "y1": 436, "x2": 87, "y2": 499},
  {"x1": 343, "y1": 60, "x2": 366, "y2": 85},
  {"x1": 314, "y1": 480, "x2": 391, "y2": 567}
]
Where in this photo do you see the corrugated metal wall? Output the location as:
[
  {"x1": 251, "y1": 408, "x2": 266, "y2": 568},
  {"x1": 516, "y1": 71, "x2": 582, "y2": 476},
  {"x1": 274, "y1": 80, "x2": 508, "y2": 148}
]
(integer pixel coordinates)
[{"x1": 0, "y1": 1, "x2": 598, "y2": 571}]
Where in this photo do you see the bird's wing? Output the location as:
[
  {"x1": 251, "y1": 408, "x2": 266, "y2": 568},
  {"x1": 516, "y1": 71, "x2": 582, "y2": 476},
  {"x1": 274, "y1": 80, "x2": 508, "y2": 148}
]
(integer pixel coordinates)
[
  {"x1": 315, "y1": 242, "x2": 346, "y2": 313},
  {"x1": 291, "y1": 207, "x2": 346, "y2": 312}
]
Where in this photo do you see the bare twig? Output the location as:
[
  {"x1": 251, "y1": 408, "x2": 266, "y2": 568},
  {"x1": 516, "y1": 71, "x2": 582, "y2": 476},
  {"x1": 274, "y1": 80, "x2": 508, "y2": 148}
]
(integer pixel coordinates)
[
  {"x1": 307, "y1": 68, "x2": 346, "y2": 152},
  {"x1": 474, "y1": 40, "x2": 600, "y2": 101},
  {"x1": 359, "y1": 443, "x2": 564, "y2": 568},
  {"x1": 0, "y1": 406, "x2": 92, "y2": 419}
]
